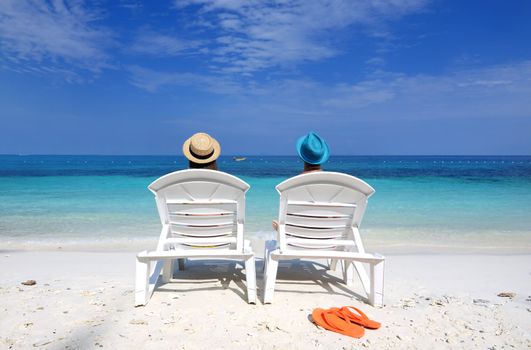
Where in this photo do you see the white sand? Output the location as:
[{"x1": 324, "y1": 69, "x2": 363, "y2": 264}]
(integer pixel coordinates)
[{"x1": 1, "y1": 247, "x2": 530, "y2": 349}]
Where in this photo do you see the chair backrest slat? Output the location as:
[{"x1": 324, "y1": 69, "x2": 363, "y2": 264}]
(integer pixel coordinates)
[
  {"x1": 285, "y1": 201, "x2": 355, "y2": 229},
  {"x1": 284, "y1": 224, "x2": 347, "y2": 239},
  {"x1": 168, "y1": 201, "x2": 236, "y2": 229},
  {"x1": 276, "y1": 172, "x2": 374, "y2": 252},
  {"x1": 148, "y1": 170, "x2": 249, "y2": 251}
]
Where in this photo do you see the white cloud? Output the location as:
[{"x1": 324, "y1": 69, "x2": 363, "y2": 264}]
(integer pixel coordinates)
[
  {"x1": 0, "y1": 0, "x2": 112, "y2": 77},
  {"x1": 129, "y1": 60, "x2": 531, "y2": 125},
  {"x1": 320, "y1": 61, "x2": 531, "y2": 120},
  {"x1": 117, "y1": 0, "x2": 143, "y2": 12},
  {"x1": 366, "y1": 57, "x2": 386, "y2": 67},
  {"x1": 129, "y1": 28, "x2": 203, "y2": 57},
  {"x1": 175, "y1": 0, "x2": 428, "y2": 73},
  {"x1": 126, "y1": 65, "x2": 242, "y2": 94}
]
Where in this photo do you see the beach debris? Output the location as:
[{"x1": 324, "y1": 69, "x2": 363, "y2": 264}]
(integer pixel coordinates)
[
  {"x1": 33, "y1": 339, "x2": 53, "y2": 347},
  {"x1": 472, "y1": 299, "x2": 491, "y2": 308},
  {"x1": 401, "y1": 298, "x2": 416, "y2": 308},
  {"x1": 89, "y1": 299, "x2": 106, "y2": 306},
  {"x1": 81, "y1": 290, "x2": 97, "y2": 297},
  {"x1": 183, "y1": 327, "x2": 195, "y2": 334},
  {"x1": 274, "y1": 325, "x2": 288, "y2": 333},
  {"x1": 129, "y1": 319, "x2": 148, "y2": 325},
  {"x1": 258, "y1": 322, "x2": 275, "y2": 332},
  {"x1": 21, "y1": 280, "x2": 36, "y2": 286},
  {"x1": 85, "y1": 318, "x2": 105, "y2": 327},
  {"x1": 432, "y1": 299, "x2": 445, "y2": 306},
  {"x1": 497, "y1": 292, "x2": 516, "y2": 298},
  {"x1": 359, "y1": 339, "x2": 371, "y2": 348},
  {"x1": 463, "y1": 323, "x2": 475, "y2": 331}
]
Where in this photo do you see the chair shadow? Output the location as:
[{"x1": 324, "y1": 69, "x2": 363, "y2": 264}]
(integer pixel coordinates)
[
  {"x1": 154, "y1": 259, "x2": 252, "y2": 303},
  {"x1": 154, "y1": 258, "x2": 367, "y2": 304},
  {"x1": 260, "y1": 259, "x2": 367, "y2": 303}
]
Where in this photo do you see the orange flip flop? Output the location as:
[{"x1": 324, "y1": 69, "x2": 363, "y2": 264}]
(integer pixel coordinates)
[
  {"x1": 311, "y1": 308, "x2": 365, "y2": 339},
  {"x1": 339, "y1": 306, "x2": 381, "y2": 329}
]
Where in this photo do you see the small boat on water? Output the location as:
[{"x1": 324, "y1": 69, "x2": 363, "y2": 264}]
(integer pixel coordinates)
[{"x1": 233, "y1": 156, "x2": 247, "y2": 162}]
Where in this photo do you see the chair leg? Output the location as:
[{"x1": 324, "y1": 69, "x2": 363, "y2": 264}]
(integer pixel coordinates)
[
  {"x1": 135, "y1": 259, "x2": 150, "y2": 306},
  {"x1": 342, "y1": 259, "x2": 354, "y2": 286},
  {"x1": 263, "y1": 255, "x2": 279, "y2": 304},
  {"x1": 244, "y1": 255, "x2": 257, "y2": 304},
  {"x1": 369, "y1": 260, "x2": 385, "y2": 307},
  {"x1": 329, "y1": 259, "x2": 339, "y2": 271},
  {"x1": 353, "y1": 261, "x2": 371, "y2": 295},
  {"x1": 262, "y1": 247, "x2": 269, "y2": 273},
  {"x1": 161, "y1": 259, "x2": 173, "y2": 283},
  {"x1": 263, "y1": 240, "x2": 276, "y2": 273},
  {"x1": 177, "y1": 258, "x2": 186, "y2": 271}
]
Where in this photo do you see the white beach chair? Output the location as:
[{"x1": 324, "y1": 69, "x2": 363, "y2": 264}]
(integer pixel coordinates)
[
  {"x1": 135, "y1": 169, "x2": 256, "y2": 306},
  {"x1": 263, "y1": 172, "x2": 385, "y2": 306}
]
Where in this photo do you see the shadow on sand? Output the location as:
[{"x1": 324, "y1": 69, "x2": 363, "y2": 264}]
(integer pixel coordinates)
[{"x1": 154, "y1": 258, "x2": 365, "y2": 304}]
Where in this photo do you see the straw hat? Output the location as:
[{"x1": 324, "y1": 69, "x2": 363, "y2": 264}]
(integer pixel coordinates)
[
  {"x1": 296, "y1": 131, "x2": 330, "y2": 165},
  {"x1": 182, "y1": 132, "x2": 221, "y2": 164}
]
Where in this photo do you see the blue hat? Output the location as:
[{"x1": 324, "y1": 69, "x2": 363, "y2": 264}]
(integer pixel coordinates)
[{"x1": 296, "y1": 132, "x2": 330, "y2": 165}]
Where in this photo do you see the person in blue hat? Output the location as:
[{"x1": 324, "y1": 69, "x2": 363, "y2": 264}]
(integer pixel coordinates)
[
  {"x1": 296, "y1": 131, "x2": 330, "y2": 173},
  {"x1": 272, "y1": 132, "x2": 330, "y2": 231}
]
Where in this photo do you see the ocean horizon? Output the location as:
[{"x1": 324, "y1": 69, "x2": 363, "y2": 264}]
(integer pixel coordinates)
[{"x1": 1, "y1": 154, "x2": 530, "y2": 253}]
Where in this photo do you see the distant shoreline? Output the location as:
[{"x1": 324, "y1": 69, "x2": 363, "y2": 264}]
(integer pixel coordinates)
[{"x1": 2, "y1": 154, "x2": 531, "y2": 157}]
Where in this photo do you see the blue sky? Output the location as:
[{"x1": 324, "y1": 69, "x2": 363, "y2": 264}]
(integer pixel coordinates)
[{"x1": 1, "y1": 0, "x2": 530, "y2": 155}]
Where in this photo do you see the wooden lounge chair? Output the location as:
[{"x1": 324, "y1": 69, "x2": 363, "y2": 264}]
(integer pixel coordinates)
[
  {"x1": 263, "y1": 172, "x2": 385, "y2": 306},
  {"x1": 135, "y1": 169, "x2": 256, "y2": 306}
]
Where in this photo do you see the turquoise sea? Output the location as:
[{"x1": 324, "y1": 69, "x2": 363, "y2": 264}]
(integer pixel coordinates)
[{"x1": 1, "y1": 155, "x2": 530, "y2": 253}]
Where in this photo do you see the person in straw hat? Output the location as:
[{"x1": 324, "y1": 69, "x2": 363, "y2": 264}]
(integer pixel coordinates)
[{"x1": 182, "y1": 132, "x2": 221, "y2": 170}]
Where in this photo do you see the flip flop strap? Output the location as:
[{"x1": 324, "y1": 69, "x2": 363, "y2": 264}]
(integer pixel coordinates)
[
  {"x1": 322, "y1": 310, "x2": 365, "y2": 338},
  {"x1": 341, "y1": 306, "x2": 368, "y2": 321}
]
